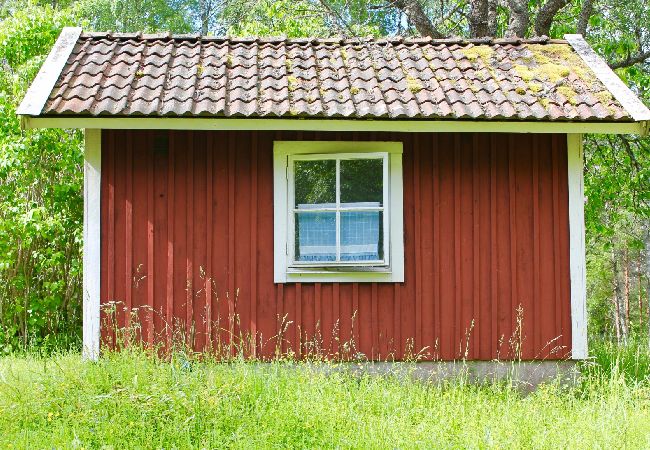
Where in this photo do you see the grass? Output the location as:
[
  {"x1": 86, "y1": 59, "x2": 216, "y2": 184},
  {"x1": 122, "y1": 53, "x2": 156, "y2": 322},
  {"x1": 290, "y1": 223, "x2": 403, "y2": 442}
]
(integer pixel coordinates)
[{"x1": 1, "y1": 344, "x2": 650, "y2": 448}]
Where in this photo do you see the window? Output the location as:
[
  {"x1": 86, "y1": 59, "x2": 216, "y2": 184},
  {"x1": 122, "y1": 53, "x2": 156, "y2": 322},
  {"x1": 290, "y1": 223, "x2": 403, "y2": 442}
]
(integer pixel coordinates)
[{"x1": 274, "y1": 141, "x2": 404, "y2": 283}]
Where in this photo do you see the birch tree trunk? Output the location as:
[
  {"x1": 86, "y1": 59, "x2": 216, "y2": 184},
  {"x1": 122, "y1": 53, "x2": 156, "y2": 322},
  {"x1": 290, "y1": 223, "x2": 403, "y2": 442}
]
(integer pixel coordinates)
[
  {"x1": 639, "y1": 258, "x2": 644, "y2": 336},
  {"x1": 645, "y1": 225, "x2": 650, "y2": 351},
  {"x1": 624, "y1": 247, "x2": 630, "y2": 338},
  {"x1": 613, "y1": 256, "x2": 621, "y2": 343}
]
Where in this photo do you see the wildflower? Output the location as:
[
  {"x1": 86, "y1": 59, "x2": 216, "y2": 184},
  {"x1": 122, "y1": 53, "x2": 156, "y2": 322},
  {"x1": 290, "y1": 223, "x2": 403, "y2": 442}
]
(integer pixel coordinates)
[{"x1": 47, "y1": 412, "x2": 53, "y2": 422}]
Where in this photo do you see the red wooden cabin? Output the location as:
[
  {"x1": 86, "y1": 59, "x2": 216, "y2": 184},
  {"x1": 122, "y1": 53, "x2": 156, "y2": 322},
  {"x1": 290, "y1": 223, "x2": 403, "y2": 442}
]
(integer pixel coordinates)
[{"x1": 19, "y1": 29, "x2": 650, "y2": 365}]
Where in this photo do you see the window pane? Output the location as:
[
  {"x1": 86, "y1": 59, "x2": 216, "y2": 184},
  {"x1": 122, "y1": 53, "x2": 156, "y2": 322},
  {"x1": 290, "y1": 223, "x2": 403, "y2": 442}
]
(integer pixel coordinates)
[
  {"x1": 295, "y1": 212, "x2": 336, "y2": 262},
  {"x1": 294, "y1": 160, "x2": 336, "y2": 207},
  {"x1": 340, "y1": 158, "x2": 383, "y2": 206},
  {"x1": 340, "y1": 211, "x2": 383, "y2": 262}
]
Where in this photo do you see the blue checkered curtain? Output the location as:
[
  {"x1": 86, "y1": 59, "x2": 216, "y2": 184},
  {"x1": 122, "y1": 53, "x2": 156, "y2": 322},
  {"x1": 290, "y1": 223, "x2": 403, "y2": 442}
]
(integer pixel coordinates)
[
  {"x1": 296, "y1": 203, "x2": 381, "y2": 262},
  {"x1": 296, "y1": 211, "x2": 336, "y2": 261},
  {"x1": 340, "y1": 210, "x2": 380, "y2": 261}
]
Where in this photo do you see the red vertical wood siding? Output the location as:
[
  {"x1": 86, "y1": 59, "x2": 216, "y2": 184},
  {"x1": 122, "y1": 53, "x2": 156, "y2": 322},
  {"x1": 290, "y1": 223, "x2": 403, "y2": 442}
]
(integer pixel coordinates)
[{"x1": 100, "y1": 130, "x2": 572, "y2": 360}]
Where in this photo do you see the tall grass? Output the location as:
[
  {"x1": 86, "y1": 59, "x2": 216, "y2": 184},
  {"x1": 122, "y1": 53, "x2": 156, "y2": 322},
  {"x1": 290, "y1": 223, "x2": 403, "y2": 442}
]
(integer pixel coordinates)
[
  {"x1": 1, "y1": 342, "x2": 650, "y2": 448},
  {"x1": 584, "y1": 338, "x2": 650, "y2": 381}
]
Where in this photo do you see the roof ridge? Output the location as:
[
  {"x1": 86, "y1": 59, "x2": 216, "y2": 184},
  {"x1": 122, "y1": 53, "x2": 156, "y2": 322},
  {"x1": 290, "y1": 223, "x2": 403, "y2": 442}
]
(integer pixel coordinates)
[{"x1": 80, "y1": 32, "x2": 565, "y2": 46}]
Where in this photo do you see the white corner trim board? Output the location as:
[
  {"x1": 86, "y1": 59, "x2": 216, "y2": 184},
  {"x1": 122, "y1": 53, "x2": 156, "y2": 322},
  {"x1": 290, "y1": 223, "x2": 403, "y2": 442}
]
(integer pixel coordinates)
[
  {"x1": 565, "y1": 34, "x2": 650, "y2": 123},
  {"x1": 21, "y1": 116, "x2": 648, "y2": 135},
  {"x1": 567, "y1": 134, "x2": 588, "y2": 360},
  {"x1": 16, "y1": 27, "x2": 82, "y2": 116},
  {"x1": 83, "y1": 129, "x2": 101, "y2": 360}
]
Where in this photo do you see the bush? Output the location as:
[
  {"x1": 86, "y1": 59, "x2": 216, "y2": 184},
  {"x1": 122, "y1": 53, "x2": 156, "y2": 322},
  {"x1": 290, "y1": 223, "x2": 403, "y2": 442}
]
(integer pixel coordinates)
[{"x1": 0, "y1": 5, "x2": 84, "y2": 353}]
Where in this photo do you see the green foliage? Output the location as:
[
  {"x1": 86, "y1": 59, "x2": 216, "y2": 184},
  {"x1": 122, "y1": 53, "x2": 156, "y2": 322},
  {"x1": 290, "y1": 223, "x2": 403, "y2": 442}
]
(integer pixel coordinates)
[
  {"x1": 0, "y1": 5, "x2": 84, "y2": 353},
  {"x1": 75, "y1": 0, "x2": 193, "y2": 33},
  {"x1": 1, "y1": 345, "x2": 650, "y2": 447},
  {"x1": 583, "y1": 134, "x2": 649, "y2": 341},
  {"x1": 226, "y1": 0, "x2": 331, "y2": 37},
  {"x1": 224, "y1": 0, "x2": 386, "y2": 37}
]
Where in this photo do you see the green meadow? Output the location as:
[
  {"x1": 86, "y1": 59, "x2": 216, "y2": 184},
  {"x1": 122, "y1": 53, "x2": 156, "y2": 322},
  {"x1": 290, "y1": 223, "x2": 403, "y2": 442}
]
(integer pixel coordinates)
[{"x1": 1, "y1": 342, "x2": 649, "y2": 449}]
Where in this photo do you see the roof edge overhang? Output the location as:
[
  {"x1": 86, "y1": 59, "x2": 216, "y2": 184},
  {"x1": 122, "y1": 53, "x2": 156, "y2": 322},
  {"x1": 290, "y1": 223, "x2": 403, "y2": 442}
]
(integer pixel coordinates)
[
  {"x1": 16, "y1": 27, "x2": 82, "y2": 116},
  {"x1": 565, "y1": 34, "x2": 650, "y2": 125},
  {"x1": 20, "y1": 116, "x2": 648, "y2": 135}
]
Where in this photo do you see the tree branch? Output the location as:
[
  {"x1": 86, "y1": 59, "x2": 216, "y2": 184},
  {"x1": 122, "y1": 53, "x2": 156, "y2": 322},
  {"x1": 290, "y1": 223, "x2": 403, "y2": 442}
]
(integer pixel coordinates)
[
  {"x1": 618, "y1": 135, "x2": 642, "y2": 173},
  {"x1": 534, "y1": 0, "x2": 569, "y2": 37},
  {"x1": 393, "y1": 0, "x2": 445, "y2": 38},
  {"x1": 317, "y1": 0, "x2": 356, "y2": 35},
  {"x1": 609, "y1": 50, "x2": 650, "y2": 69}
]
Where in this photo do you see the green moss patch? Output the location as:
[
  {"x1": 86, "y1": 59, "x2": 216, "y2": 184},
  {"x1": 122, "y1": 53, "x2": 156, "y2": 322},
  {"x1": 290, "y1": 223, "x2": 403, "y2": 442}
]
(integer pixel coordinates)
[
  {"x1": 557, "y1": 85, "x2": 578, "y2": 105},
  {"x1": 406, "y1": 75, "x2": 423, "y2": 93},
  {"x1": 514, "y1": 44, "x2": 595, "y2": 85},
  {"x1": 461, "y1": 45, "x2": 494, "y2": 63},
  {"x1": 288, "y1": 75, "x2": 299, "y2": 91},
  {"x1": 595, "y1": 90, "x2": 614, "y2": 104}
]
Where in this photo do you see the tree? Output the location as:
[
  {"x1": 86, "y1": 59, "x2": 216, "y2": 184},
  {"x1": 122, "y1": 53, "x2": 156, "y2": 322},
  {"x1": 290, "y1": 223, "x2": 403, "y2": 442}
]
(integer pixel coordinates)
[{"x1": 0, "y1": 5, "x2": 84, "y2": 351}]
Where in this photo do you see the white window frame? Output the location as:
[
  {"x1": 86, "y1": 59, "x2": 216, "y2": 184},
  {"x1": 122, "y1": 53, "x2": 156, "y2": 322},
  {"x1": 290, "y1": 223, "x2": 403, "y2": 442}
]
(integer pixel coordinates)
[
  {"x1": 288, "y1": 152, "x2": 389, "y2": 267},
  {"x1": 274, "y1": 141, "x2": 404, "y2": 283}
]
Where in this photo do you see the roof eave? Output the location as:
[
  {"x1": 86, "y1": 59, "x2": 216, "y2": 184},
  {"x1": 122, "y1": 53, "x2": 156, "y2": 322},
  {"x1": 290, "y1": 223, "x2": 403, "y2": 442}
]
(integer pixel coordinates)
[{"x1": 20, "y1": 115, "x2": 648, "y2": 135}]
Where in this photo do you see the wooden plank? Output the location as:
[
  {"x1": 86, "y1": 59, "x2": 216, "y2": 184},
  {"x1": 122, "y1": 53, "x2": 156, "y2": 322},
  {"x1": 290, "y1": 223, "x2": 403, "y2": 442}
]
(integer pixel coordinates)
[
  {"x1": 146, "y1": 131, "x2": 155, "y2": 345},
  {"x1": 153, "y1": 131, "x2": 169, "y2": 346},
  {"x1": 205, "y1": 132, "x2": 213, "y2": 351},
  {"x1": 432, "y1": 134, "x2": 441, "y2": 359}
]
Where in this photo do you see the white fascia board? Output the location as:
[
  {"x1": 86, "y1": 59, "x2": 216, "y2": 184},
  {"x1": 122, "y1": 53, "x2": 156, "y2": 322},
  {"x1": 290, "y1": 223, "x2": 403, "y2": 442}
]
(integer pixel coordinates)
[
  {"x1": 565, "y1": 34, "x2": 650, "y2": 125},
  {"x1": 16, "y1": 27, "x2": 82, "y2": 116},
  {"x1": 21, "y1": 116, "x2": 646, "y2": 135},
  {"x1": 83, "y1": 129, "x2": 101, "y2": 360},
  {"x1": 567, "y1": 134, "x2": 588, "y2": 360}
]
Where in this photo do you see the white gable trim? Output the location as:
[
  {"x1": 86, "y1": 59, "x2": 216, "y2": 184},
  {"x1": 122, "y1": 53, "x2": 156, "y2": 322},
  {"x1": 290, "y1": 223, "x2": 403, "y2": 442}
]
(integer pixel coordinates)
[
  {"x1": 565, "y1": 34, "x2": 650, "y2": 123},
  {"x1": 21, "y1": 116, "x2": 647, "y2": 135},
  {"x1": 16, "y1": 27, "x2": 82, "y2": 116},
  {"x1": 567, "y1": 134, "x2": 587, "y2": 360},
  {"x1": 83, "y1": 129, "x2": 101, "y2": 360}
]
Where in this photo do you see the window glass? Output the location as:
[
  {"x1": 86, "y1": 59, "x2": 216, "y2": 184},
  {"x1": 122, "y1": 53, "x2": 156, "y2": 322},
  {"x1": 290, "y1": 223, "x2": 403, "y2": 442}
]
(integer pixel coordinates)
[
  {"x1": 341, "y1": 211, "x2": 383, "y2": 261},
  {"x1": 292, "y1": 155, "x2": 386, "y2": 265},
  {"x1": 295, "y1": 212, "x2": 336, "y2": 262},
  {"x1": 294, "y1": 160, "x2": 336, "y2": 207},
  {"x1": 340, "y1": 158, "x2": 383, "y2": 206}
]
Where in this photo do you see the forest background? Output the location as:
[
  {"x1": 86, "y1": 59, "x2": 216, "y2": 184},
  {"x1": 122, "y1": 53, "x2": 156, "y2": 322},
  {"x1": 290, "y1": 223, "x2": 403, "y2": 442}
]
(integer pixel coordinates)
[{"x1": 0, "y1": 0, "x2": 648, "y2": 354}]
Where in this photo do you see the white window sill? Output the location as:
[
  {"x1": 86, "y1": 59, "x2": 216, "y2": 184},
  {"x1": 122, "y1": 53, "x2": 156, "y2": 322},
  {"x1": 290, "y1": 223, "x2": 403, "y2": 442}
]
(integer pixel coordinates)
[{"x1": 282, "y1": 269, "x2": 402, "y2": 283}]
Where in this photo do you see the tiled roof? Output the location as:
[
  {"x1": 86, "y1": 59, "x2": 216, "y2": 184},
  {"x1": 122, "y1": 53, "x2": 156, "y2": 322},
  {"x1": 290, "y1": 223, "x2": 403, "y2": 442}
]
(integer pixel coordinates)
[{"x1": 39, "y1": 33, "x2": 635, "y2": 121}]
